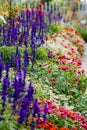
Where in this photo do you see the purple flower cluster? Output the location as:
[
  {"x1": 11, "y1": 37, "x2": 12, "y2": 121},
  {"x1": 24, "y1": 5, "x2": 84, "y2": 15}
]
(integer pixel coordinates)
[
  {"x1": 0, "y1": 9, "x2": 46, "y2": 47},
  {"x1": 0, "y1": 9, "x2": 62, "y2": 69},
  {"x1": 0, "y1": 59, "x2": 47, "y2": 129},
  {"x1": 18, "y1": 81, "x2": 34, "y2": 124},
  {"x1": 12, "y1": 72, "x2": 25, "y2": 112},
  {"x1": 24, "y1": 49, "x2": 29, "y2": 68},
  {"x1": 11, "y1": 46, "x2": 29, "y2": 70}
]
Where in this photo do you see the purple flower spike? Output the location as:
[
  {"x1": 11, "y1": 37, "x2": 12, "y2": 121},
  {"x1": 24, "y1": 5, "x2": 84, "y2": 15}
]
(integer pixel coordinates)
[
  {"x1": 32, "y1": 99, "x2": 39, "y2": 117},
  {"x1": 0, "y1": 60, "x2": 4, "y2": 80},
  {"x1": 43, "y1": 105, "x2": 48, "y2": 123},
  {"x1": 24, "y1": 49, "x2": 29, "y2": 68},
  {"x1": 5, "y1": 64, "x2": 10, "y2": 78},
  {"x1": 1, "y1": 76, "x2": 10, "y2": 114},
  {"x1": 18, "y1": 81, "x2": 34, "y2": 124}
]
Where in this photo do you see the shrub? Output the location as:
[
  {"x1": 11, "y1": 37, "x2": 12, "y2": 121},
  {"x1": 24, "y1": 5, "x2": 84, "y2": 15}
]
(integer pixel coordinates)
[{"x1": 37, "y1": 46, "x2": 48, "y2": 60}]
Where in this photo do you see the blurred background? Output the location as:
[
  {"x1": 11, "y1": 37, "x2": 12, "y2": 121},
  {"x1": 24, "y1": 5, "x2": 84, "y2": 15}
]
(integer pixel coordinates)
[{"x1": 0, "y1": 0, "x2": 87, "y2": 41}]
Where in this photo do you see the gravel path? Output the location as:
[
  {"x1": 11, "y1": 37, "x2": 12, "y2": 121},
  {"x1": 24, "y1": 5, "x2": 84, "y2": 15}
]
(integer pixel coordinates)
[{"x1": 81, "y1": 43, "x2": 87, "y2": 76}]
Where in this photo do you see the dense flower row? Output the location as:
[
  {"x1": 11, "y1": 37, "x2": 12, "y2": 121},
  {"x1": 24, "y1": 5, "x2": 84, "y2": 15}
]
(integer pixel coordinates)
[
  {"x1": 45, "y1": 26, "x2": 85, "y2": 76},
  {"x1": 38, "y1": 98, "x2": 87, "y2": 130},
  {"x1": 60, "y1": 25, "x2": 85, "y2": 53}
]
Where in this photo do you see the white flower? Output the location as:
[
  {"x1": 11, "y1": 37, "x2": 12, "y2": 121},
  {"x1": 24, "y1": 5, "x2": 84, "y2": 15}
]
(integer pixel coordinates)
[{"x1": 0, "y1": 15, "x2": 6, "y2": 24}]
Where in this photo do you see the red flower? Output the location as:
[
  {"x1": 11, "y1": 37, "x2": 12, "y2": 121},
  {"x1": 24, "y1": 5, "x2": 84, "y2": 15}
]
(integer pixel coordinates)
[{"x1": 41, "y1": 0, "x2": 45, "y2": 5}]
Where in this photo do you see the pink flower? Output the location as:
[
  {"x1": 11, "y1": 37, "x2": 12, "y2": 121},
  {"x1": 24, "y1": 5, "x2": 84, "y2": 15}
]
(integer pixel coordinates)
[{"x1": 28, "y1": 56, "x2": 33, "y2": 59}]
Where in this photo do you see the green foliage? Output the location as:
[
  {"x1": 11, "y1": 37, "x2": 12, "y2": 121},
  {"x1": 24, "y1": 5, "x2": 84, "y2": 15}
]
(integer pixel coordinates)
[
  {"x1": 0, "y1": 46, "x2": 48, "y2": 64},
  {"x1": 68, "y1": 89, "x2": 87, "y2": 117},
  {"x1": 37, "y1": 46, "x2": 48, "y2": 60},
  {"x1": 0, "y1": 46, "x2": 27, "y2": 64},
  {"x1": 0, "y1": 19, "x2": 3, "y2": 25},
  {"x1": 47, "y1": 23, "x2": 60, "y2": 35},
  {"x1": 44, "y1": 0, "x2": 53, "y2": 3},
  {"x1": 48, "y1": 114, "x2": 80, "y2": 129},
  {"x1": 77, "y1": 28, "x2": 87, "y2": 42},
  {"x1": 28, "y1": 59, "x2": 87, "y2": 97}
]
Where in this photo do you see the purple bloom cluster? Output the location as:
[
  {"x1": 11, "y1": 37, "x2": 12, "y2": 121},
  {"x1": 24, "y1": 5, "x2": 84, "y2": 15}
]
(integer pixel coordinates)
[
  {"x1": 24, "y1": 49, "x2": 29, "y2": 68},
  {"x1": 43, "y1": 105, "x2": 48, "y2": 123},
  {"x1": 0, "y1": 9, "x2": 46, "y2": 48},
  {"x1": 18, "y1": 81, "x2": 34, "y2": 124},
  {"x1": 0, "y1": 59, "x2": 47, "y2": 129},
  {"x1": 12, "y1": 72, "x2": 25, "y2": 112},
  {"x1": 33, "y1": 99, "x2": 40, "y2": 118},
  {"x1": 0, "y1": 9, "x2": 62, "y2": 68}
]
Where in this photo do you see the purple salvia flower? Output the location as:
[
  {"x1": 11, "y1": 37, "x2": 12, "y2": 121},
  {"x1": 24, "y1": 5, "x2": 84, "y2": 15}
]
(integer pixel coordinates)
[
  {"x1": 0, "y1": 52, "x2": 4, "y2": 61},
  {"x1": 7, "y1": 26, "x2": 11, "y2": 46},
  {"x1": 10, "y1": 52, "x2": 14, "y2": 67},
  {"x1": 43, "y1": 105, "x2": 48, "y2": 123},
  {"x1": 48, "y1": 12, "x2": 52, "y2": 24},
  {"x1": 12, "y1": 72, "x2": 25, "y2": 112},
  {"x1": 32, "y1": 99, "x2": 39, "y2": 117},
  {"x1": 18, "y1": 100, "x2": 29, "y2": 124},
  {"x1": 5, "y1": 64, "x2": 10, "y2": 78},
  {"x1": 17, "y1": 72, "x2": 24, "y2": 94},
  {"x1": 26, "y1": 9, "x2": 30, "y2": 22},
  {"x1": 18, "y1": 81, "x2": 34, "y2": 124},
  {"x1": 14, "y1": 48, "x2": 21, "y2": 72},
  {"x1": 23, "y1": 68, "x2": 27, "y2": 87},
  {"x1": 24, "y1": 49, "x2": 29, "y2": 68},
  {"x1": 26, "y1": 80, "x2": 34, "y2": 101},
  {"x1": 1, "y1": 76, "x2": 10, "y2": 115},
  {"x1": 17, "y1": 57, "x2": 21, "y2": 73},
  {"x1": 0, "y1": 60, "x2": 4, "y2": 80},
  {"x1": 12, "y1": 76, "x2": 19, "y2": 112},
  {"x1": 2, "y1": 24, "x2": 7, "y2": 46},
  {"x1": 15, "y1": 46, "x2": 19, "y2": 57},
  {"x1": 57, "y1": 12, "x2": 62, "y2": 21},
  {"x1": 30, "y1": 120, "x2": 35, "y2": 130}
]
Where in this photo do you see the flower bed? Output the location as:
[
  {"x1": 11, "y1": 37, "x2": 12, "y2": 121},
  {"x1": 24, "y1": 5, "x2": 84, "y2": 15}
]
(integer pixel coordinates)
[{"x1": 0, "y1": 7, "x2": 87, "y2": 130}]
